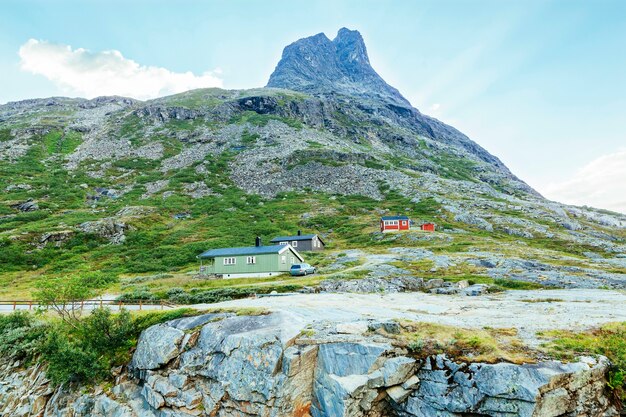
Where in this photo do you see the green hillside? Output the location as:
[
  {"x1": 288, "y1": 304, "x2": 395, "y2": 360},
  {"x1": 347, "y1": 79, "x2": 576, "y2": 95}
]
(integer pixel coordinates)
[{"x1": 0, "y1": 89, "x2": 624, "y2": 301}]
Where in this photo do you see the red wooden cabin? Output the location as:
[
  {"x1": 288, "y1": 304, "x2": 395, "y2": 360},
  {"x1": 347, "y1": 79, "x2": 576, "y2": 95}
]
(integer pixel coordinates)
[
  {"x1": 420, "y1": 222, "x2": 436, "y2": 232},
  {"x1": 380, "y1": 216, "x2": 410, "y2": 233}
]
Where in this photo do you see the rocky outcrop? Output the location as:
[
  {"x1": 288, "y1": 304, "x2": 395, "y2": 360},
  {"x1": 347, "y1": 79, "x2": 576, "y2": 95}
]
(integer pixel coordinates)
[
  {"x1": 267, "y1": 28, "x2": 410, "y2": 108},
  {"x1": 0, "y1": 313, "x2": 619, "y2": 417},
  {"x1": 11, "y1": 199, "x2": 39, "y2": 212},
  {"x1": 320, "y1": 276, "x2": 425, "y2": 293},
  {"x1": 38, "y1": 230, "x2": 74, "y2": 248},
  {"x1": 78, "y1": 218, "x2": 129, "y2": 244}
]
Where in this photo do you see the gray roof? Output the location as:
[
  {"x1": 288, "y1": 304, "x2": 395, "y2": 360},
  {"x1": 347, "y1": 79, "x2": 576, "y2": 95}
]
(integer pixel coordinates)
[
  {"x1": 381, "y1": 215, "x2": 410, "y2": 220},
  {"x1": 270, "y1": 234, "x2": 321, "y2": 243},
  {"x1": 198, "y1": 245, "x2": 291, "y2": 259}
]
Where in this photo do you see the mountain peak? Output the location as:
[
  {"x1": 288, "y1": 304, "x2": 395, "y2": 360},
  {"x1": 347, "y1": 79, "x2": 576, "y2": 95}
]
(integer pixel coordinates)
[{"x1": 267, "y1": 28, "x2": 410, "y2": 107}]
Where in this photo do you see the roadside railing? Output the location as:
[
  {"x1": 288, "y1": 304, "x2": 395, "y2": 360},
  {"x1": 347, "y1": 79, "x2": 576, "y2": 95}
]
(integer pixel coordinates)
[{"x1": 0, "y1": 299, "x2": 177, "y2": 311}]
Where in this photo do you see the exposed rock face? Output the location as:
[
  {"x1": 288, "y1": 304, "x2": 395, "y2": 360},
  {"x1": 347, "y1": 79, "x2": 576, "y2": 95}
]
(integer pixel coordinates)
[
  {"x1": 0, "y1": 313, "x2": 618, "y2": 417},
  {"x1": 267, "y1": 28, "x2": 410, "y2": 108},
  {"x1": 266, "y1": 28, "x2": 531, "y2": 188}
]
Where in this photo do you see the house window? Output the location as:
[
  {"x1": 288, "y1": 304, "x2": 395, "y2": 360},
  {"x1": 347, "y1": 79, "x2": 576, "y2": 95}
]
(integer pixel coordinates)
[
  {"x1": 291, "y1": 257, "x2": 295, "y2": 264},
  {"x1": 247, "y1": 256, "x2": 256, "y2": 264},
  {"x1": 279, "y1": 241, "x2": 288, "y2": 245},
  {"x1": 281, "y1": 255, "x2": 286, "y2": 264},
  {"x1": 223, "y1": 257, "x2": 236, "y2": 265},
  {"x1": 292, "y1": 241, "x2": 298, "y2": 247}
]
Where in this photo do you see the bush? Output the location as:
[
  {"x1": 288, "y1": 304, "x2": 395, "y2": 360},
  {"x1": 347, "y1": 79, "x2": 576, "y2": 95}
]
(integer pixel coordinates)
[
  {"x1": 41, "y1": 329, "x2": 106, "y2": 384},
  {"x1": 0, "y1": 312, "x2": 48, "y2": 361},
  {"x1": 0, "y1": 307, "x2": 199, "y2": 386},
  {"x1": 40, "y1": 309, "x2": 135, "y2": 385},
  {"x1": 162, "y1": 285, "x2": 302, "y2": 304}
]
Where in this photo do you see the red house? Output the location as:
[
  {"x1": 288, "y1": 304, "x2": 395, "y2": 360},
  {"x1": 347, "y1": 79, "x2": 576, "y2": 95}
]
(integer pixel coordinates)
[
  {"x1": 380, "y1": 216, "x2": 410, "y2": 233},
  {"x1": 420, "y1": 222, "x2": 436, "y2": 232}
]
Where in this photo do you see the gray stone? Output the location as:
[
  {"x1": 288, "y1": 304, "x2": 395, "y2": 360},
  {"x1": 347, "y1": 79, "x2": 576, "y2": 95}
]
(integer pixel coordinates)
[
  {"x1": 141, "y1": 384, "x2": 165, "y2": 409},
  {"x1": 131, "y1": 325, "x2": 184, "y2": 370},
  {"x1": 462, "y1": 284, "x2": 489, "y2": 296},
  {"x1": 424, "y1": 279, "x2": 444, "y2": 290},
  {"x1": 387, "y1": 385, "x2": 412, "y2": 403},
  {"x1": 381, "y1": 356, "x2": 417, "y2": 386}
]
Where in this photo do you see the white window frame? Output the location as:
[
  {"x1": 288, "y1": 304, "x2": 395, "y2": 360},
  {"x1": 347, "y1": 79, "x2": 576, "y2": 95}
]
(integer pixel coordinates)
[
  {"x1": 281, "y1": 255, "x2": 286, "y2": 264},
  {"x1": 279, "y1": 241, "x2": 288, "y2": 245},
  {"x1": 291, "y1": 257, "x2": 295, "y2": 264},
  {"x1": 223, "y1": 257, "x2": 236, "y2": 265},
  {"x1": 246, "y1": 256, "x2": 256, "y2": 264},
  {"x1": 292, "y1": 241, "x2": 298, "y2": 247}
]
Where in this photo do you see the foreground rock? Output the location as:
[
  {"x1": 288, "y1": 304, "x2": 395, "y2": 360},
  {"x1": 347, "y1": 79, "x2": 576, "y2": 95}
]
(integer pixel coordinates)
[{"x1": 0, "y1": 312, "x2": 619, "y2": 417}]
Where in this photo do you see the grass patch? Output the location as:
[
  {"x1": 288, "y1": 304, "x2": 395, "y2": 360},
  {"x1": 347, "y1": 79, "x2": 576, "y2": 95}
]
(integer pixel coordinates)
[
  {"x1": 241, "y1": 129, "x2": 260, "y2": 145},
  {"x1": 431, "y1": 153, "x2": 478, "y2": 182},
  {"x1": 0, "y1": 128, "x2": 13, "y2": 142},
  {"x1": 539, "y1": 322, "x2": 626, "y2": 404},
  {"x1": 230, "y1": 110, "x2": 302, "y2": 129},
  {"x1": 392, "y1": 321, "x2": 534, "y2": 364},
  {"x1": 520, "y1": 298, "x2": 564, "y2": 303}
]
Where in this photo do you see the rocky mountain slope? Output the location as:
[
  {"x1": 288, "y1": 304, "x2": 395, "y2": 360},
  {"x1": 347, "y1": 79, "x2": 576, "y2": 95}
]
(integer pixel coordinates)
[{"x1": 0, "y1": 28, "x2": 624, "y2": 297}]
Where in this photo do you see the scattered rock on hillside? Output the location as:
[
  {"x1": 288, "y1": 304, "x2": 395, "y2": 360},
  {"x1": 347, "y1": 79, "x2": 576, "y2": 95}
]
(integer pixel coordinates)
[
  {"x1": 5, "y1": 183, "x2": 32, "y2": 192},
  {"x1": 454, "y1": 213, "x2": 493, "y2": 232},
  {"x1": 183, "y1": 181, "x2": 218, "y2": 199},
  {"x1": 78, "y1": 218, "x2": 129, "y2": 244},
  {"x1": 11, "y1": 199, "x2": 39, "y2": 212},
  {"x1": 38, "y1": 230, "x2": 74, "y2": 249}
]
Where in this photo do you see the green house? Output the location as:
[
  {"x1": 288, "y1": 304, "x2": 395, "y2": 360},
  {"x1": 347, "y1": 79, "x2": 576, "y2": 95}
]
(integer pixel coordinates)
[{"x1": 197, "y1": 239, "x2": 304, "y2": 279}]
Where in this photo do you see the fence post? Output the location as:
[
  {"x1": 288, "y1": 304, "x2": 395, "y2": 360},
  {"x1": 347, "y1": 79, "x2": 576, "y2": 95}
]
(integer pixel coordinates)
[
  {"x1": 12, "y1": 301, "x2": 16, "y2": 311},
  {"x1": 29, "y1": 301, "x2": 32, "y2": 310},
  {"x1": 139, "y1": 300, "x2": 142, "y2": 311}
]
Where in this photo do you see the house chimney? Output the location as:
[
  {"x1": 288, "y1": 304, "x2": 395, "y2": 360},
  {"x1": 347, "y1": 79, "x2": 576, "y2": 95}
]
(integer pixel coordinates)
[
  {"x1": 297, "y1": 230, "x2": 302, "y2": 236},
  {"x1": 255, "y1": 236, "x2": 261, "y2": 247}
]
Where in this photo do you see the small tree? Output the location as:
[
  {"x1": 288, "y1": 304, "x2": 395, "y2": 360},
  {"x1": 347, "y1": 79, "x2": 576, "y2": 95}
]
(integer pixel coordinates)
[{"x1": 34, "y1": 272, "x2": 116, "y2": 327}]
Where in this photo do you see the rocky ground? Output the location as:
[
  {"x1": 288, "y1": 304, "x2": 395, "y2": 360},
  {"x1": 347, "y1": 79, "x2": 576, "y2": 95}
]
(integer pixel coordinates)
[
  {"x1": 0, "y1": 308, "x2": 622, "y2": 417},
  {"x1": 205, "y1": 289, "x2": 626, "y2": 347}
]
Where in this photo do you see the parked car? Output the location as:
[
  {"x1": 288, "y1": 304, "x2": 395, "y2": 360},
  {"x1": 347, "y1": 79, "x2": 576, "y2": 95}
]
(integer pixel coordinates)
[{"x1": 290, "y1": 263, "x2": 316, "y2": 276}]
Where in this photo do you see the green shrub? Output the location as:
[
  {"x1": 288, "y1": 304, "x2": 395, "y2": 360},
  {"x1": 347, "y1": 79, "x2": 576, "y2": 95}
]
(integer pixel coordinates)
[
  {"x1": 38, "y1": 307, "x2": 197, "y2": 386},
  {"x1": 41, "y1": 329, "x2": 106, "y2": 384},
  {"x1": 0, "y1": 312, "x2": 48, "y2": 361}
]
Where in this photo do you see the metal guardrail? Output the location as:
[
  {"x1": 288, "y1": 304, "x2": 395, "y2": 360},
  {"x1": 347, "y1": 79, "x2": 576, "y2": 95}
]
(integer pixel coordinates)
[{"x1": 0, "y1": 299, "x2": 177, "y2": 311}]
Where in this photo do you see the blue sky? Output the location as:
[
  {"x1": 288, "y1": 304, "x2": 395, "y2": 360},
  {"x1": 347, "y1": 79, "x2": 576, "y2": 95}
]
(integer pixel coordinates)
[{"x1": 1, "y1": 0, "x2": 625, "y2": 212}]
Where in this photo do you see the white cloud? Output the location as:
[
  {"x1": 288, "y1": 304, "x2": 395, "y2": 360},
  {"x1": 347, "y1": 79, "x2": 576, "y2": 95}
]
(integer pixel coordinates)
[
  {"x1": 430, "y1": 103, "x2": 440, "y2": 111},
  {"x1": 541, "y1": 148, "x2": 626, "y2": 214},
  {"x1": 18, "y1": 39, "x2": 223, "y2": 100}
]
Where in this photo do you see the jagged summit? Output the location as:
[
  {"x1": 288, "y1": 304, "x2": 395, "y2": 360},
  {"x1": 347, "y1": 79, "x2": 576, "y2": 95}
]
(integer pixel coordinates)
[{"x1": 266, "y1": 28, "x2": 411, "y2": 107}]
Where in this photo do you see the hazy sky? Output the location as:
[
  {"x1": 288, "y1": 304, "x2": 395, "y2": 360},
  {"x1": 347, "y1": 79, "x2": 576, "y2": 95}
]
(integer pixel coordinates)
[{"x1": 1, "y1": 0, "x2": 625, "y2": 213}]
